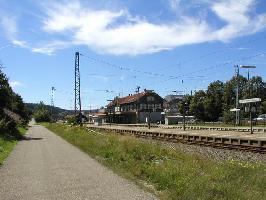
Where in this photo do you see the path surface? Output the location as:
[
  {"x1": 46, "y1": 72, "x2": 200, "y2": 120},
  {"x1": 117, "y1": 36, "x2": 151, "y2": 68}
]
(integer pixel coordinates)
[{"x1": 0, "y1": 125, "x2": 157, "y2": 200}]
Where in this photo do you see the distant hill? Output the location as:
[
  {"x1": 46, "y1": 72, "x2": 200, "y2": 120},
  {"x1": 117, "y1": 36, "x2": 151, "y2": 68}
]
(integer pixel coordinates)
[
  {"x1": 25, "y1": 103, "x2": 68, "y2": 114},
  {"x1": 25, "y1": 103, "x2": 99, "y2": 116}
]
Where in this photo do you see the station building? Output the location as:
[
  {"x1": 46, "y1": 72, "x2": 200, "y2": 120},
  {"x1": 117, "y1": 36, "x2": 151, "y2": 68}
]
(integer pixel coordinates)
[{"x1": 106, "y1": 89, "x2": 164, "y2": 124}]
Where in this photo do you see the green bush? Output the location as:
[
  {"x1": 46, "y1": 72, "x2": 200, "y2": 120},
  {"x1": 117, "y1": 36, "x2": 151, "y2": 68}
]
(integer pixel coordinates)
[
  {"x1": 33, "y1": 102, "x2": 51, "y2": 122},
  {"x1": 223, "y1": 110, "x2": 234, "y2": 124},
  {"x1": 65, "y1": 115, "x2": 78, "y2": 125}
]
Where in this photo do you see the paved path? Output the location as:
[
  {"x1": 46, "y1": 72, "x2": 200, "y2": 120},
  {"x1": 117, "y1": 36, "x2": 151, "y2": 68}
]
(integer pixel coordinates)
[{"x1": 0, "y1": 125, "x2": 157, "y2": 200}]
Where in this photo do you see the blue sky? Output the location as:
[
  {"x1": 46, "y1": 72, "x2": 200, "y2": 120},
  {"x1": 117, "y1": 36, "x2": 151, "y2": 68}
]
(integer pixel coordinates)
[{"x1": 0, "y1": 0, "x2": 266, "y2": 110}]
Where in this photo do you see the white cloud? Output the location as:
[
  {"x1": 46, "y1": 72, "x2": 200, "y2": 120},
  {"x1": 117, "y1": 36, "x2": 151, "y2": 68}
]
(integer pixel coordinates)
[
  {"x1": 0, "y1": 16, "x2": 17, "y2": 38},
  {"x1": 31, "y1": 40, "x2": 71, "y2": 55},
  {"x1": 9, "y1": 81, "x2": 22, "y2": 88},
  {"x1": 12, "y1": 39, "x2": 27, "y2": 48},
  {"x1": 211, "y1": 0, "x2": 266, "y2": 41},
  {"x1": 1, "y1": 0, "x2": 266, "y2": 55},
  {"x1": 236, "y1": 47, "x2": 250, "y2": 50},
  {"x1": 0, "y1": 11, "x2": 68, "y2": 55},
  {"x1": 42, "y1": 1, "x2": 213, "y2": 55},
  {"x1": 39, "y1": 0, "x2": 266, "y2": 55}
]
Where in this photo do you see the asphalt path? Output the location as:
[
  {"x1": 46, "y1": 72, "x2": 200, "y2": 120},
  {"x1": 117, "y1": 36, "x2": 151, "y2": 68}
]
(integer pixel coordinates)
[{"x1": 0, "y1": 125, "x2": 157, "y2": 200}]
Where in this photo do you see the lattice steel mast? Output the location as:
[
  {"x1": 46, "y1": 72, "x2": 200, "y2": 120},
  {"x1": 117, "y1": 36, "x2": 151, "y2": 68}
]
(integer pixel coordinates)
[
  {"x1": 51, "y1": 86, "x2": 55, "y2": 107},
  {"x1": 74, "y1": 52, "x2": 81, "y2": 116}
]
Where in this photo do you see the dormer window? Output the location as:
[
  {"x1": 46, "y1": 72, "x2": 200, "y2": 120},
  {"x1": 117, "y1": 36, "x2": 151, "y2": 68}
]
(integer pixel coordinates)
[{"x1": 147, "y1": 96, "x2": 154, "y2": 102}]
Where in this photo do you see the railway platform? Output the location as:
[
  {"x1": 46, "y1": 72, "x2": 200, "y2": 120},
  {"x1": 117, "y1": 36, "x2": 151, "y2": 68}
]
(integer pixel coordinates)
[{"x1": 86, "y1": 124, "x2": 266, "y2": 153}]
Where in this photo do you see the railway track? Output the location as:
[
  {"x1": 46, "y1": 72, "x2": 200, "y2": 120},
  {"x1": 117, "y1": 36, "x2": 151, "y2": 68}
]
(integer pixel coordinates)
[{"x1": 87, "y1": 126, "x2": 266, "y2": 154}]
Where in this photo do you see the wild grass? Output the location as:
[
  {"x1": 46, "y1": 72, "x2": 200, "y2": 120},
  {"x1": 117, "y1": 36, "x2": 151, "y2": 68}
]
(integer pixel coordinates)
[
  {"x1": 44, "y1": 123, "x2": 266, "y2": 200},
  {"x1": 0, "y1": 127, "x2": 27, "y2": 165}
]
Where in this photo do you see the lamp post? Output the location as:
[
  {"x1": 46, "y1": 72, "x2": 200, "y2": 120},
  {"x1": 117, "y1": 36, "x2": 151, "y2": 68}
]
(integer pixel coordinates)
[
  {"x1": 234, "y1": 65, "x2": 240, "y2": 125},
  {"x1": 107, "y1": 99, "x2": 113, "y2": 126},
  {"x1": 240, "y1": 65, "x2": 256, "y2": 134},
  {"x1": 183, "y1": 102, "x2": 189, "y2": 131},
  {"x1": 148, "y1": 109, "x2": 151, "y2": 129}
]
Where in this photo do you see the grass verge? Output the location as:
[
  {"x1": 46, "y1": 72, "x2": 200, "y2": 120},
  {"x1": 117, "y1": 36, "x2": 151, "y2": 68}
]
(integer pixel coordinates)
[
  {"x1": 44, "y1": 123, "x2": 266, "y2": 200},
  {"x1": 0, "y1": 127, "x2": 27, "y2": 165}
]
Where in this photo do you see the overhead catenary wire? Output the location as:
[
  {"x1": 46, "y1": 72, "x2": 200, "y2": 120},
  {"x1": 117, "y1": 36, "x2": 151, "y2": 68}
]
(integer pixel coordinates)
[
  {"x1": 80, "y1": 53, "x2": 177, "y2": 79},
  {"x1": 157, "y1": 34, "x2": 266, "y2": 72},
  {"x1": 151, "y1": 50, "x2": 266, "y2": 86},
  {"x1": 80, "y1": 52, "x2": 220, "y2": 81},
  {"x1": 80, "y1": 50, "x2": 266, "y2": 88}
]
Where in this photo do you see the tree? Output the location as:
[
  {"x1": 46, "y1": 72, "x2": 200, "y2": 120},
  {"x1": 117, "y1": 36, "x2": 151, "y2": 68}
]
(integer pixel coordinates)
[
  {"x1": 177, "y1": 75, "x2": 265, "y2": 123},
  {"x1": 0, "y1": 70, "x2": 13, "y2": 110},
  {"x1": 12, "y1": 94, "x2": 30, "y2": 125},
  {"x1": 178, "y1": 95, "x2": 192, "y2": 115},
  {"x1": 259, "y1": 101, "x2": 266, "y2": 114},
  {"x1": 249, "y1": 76, "x2": 266, "y2": 115},
  {"x1": 205, "y1": 81, "x2": 224, "y2": 121},
  {"x1": 249, "y1": 76, "x2": 266, "y2": 100},
  {"x1": 189, "y1": 90, "x2": 206, "y2": 121},
  {"x1": 0, "y1": 69, "x2": 29, "y2": 134},
  {"x1": 33, "y1": 102, "x2": 51, "y2": 122}
]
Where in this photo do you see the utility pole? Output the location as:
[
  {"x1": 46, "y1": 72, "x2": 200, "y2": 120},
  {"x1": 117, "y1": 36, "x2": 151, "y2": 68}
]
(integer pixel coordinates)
[
  {"x1": 240, "y1": 65, "x2": 256, "y2": 134},
  {"x1": 247, "y1": 69, "x2": 253, "y2": 134},
  {"x1": 235, "y1": 65, "x2": 240, "y2": 125},
  {"x1": 74, "y1": 52, "x2": 82, "y2": 124},
  {"x1": 51, "y1": 86, "x2": 56, "y2": 120},
  {"x1": 107, "y1": 99, "x2": 113, "y2": 126},
  {"x1": 183, "y1": 102, "x2": 189, "y2": 131}
]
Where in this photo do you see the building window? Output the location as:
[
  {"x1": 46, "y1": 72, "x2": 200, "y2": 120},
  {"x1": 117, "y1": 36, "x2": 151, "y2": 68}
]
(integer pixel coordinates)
[
  {"x1": 115, "y1": 106, "x2": 120, "y2": 112},
  {"x1": 156, "y1": 104, "x2": 161, "y2": 109},
  {"x1": 147, "y1": 96, "x2": 155, "y2": 102}
]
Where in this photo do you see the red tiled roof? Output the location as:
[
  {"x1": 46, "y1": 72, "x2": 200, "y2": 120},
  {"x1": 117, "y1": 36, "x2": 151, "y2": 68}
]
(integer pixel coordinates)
[
  {"x1": 94, "y1": 112, "x2": 106, "y2": 116},
  {"x1": 107, "y1": 91, "x2": 148, "y2": 107}
]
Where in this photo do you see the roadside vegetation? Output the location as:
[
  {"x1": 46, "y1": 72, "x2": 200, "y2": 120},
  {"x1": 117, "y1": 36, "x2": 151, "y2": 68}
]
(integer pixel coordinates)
[
  {"x1": 44, "y1": 123, "x2": 266, "y2": 200},
  {"x1": 0, "y1": 127, "x2": 26, "y2": 165},
  {"x1": 0, "y1": 68, "x2": 29, "y2": 165}
]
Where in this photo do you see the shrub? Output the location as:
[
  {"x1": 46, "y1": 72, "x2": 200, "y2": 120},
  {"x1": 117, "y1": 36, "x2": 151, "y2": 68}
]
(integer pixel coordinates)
[{"x1": 33, "y1": 102, "x2": 51, "y2": 122}]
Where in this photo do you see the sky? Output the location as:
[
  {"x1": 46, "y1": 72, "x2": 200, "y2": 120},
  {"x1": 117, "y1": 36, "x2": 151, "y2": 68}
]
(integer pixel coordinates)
[{"x1": 0, "y1": 0, "x2": 266, "y2": 110}]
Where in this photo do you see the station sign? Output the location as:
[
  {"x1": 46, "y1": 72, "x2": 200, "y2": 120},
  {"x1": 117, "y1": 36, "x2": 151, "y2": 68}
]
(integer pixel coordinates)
[
  {"x1": 239, "y1": 98, "x2": 261, "y2": 104},
  {"x1": 230, "y1": 108, "x2": 240, "y2": 112}
]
